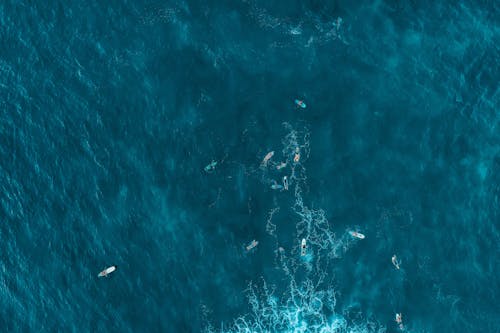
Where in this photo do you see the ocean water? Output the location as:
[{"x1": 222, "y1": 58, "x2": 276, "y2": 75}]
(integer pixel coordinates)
[{"x1": 0, "y1": 0, "x2": 499, "y2": 332}]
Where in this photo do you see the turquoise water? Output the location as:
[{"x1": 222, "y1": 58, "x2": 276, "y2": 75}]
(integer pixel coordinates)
[{"x1": 0, "y1": 0, "x2": 499, "y2": 332}]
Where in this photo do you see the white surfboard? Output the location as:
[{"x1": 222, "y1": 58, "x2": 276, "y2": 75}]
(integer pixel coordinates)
[
  {"x1": 246, "y1": 240, "x2": 258, "y2": 251},
  {"x1": 349, "y1": 231, "x2": 365, "y2": 239},
  {"x1": 98, "y1": 265, "x2": 117, "y2": 277},
  {"x1": 301, "y1": 238, "x2": 307, "y2": 256}
]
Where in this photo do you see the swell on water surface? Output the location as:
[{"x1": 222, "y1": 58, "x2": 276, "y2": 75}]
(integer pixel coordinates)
[{"x1": 0, "y1": 0, "x2": 498, "y2": 332}]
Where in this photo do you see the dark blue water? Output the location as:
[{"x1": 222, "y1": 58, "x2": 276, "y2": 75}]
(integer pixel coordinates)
[{"x1": 1, "y1": 0, "x2": 499, "y2": 332}]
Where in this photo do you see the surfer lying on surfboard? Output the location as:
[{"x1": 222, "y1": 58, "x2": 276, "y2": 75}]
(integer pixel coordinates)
[
  {"x1": 392, "y1": 255, "x2": 401, "y2": 269},
  {"x1": 98, "y1": 265, "x2": 117, "y2": 277},
  {"x1": 349, "y1": 231, "x2": 365, "y2": 239},
  {"x1": 276, "y1": 162, "x2": 287, "y2": 170},
  {"x1": 246, "y1": 240, "x2": 258, "y2": 251},
  {"x1": 293, "y1": 147, "x2": 300, "y2": 163},
  {"x1": 271, "y1": 180, "x2": 283, "y2": 190},
  {"x1": 395, "y1": 313, "x2": 404, "y2": 330},
  {"x1": 300, "y1": 238, "x2": 307, "y2": 256},
  {"x1": 283, "y1": 176, "x2": 288, "y2": 190},
  {"x1": 261, "y1": 151, "x2": 274, "y2": 167},
  {"x1": 204, "y1": 160, "x2": 217, "y2": 173},
  {"x1": 294, "y1": 99, "x2": 306, "y2": 109}
]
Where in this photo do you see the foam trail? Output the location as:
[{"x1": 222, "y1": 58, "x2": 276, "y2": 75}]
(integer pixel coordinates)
[{"x1": 204, "y1": 124, "x2": 385, "y2": 332}]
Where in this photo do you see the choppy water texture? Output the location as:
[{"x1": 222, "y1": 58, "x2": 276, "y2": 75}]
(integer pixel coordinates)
[{"x1": 1, "y1": 0, "x2": 499, "y2": 332}]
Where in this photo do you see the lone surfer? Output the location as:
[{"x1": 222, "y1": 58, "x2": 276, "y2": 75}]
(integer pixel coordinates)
[
  {"x1": 246, "y1": 240, "x2": 258, "y2": 251},
  {"x1": 283, "y1": 176, "x2": 289, "y2": 190},
  {"x1": 293, "y1": 147, "x2": 300, "y2": 163},
  {"x1": 392, "y1": 255, "x2": 401, "y2": 270},
  {"x1": 300, "y1": 238, "x2": 307, "y2": 256},
  {"x1": 271, "y1": 180, "x2": 283, "y2": 190},
  {"x1": 261, "y1": 151, "x2": 274, "y2": 167},
  {"x1": 395, "y1": 313, "x2": 404, "y2": 330},
  {"x1": 276, "y1": 162, "x2": 287, "y2": 170},
  {"x1": 349, "y1": 231, "x2": 365, "y2": 239},
  {"x1": 204, "y1": 160, "x2": 217, "y2": 173},
  {"x1": 294, "y1": 99, "x2": 306, "y2": 109},
  {"x1": 98, "y1": 265, "x2": 117, "y2": 278}
]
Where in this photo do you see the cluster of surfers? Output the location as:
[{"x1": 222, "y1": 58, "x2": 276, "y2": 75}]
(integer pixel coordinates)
[
  {"x1": 242, "y1": 102, "x2": 405, "y2": 330},
  {"x1": 96, "y1": 102, "x2": 307, "y2": 280},
  {"x1": 98, "y1": 99, "x2": 405, "y2": 330},
  {"x1": 246, "y1": 225, "x2": 404, "y2": 328},
  {"x1": 244, "y1": 145, "x2": 406, "y2": 328}
]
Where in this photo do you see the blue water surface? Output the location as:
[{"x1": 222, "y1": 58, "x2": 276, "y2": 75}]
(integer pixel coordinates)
[{"x1": 0, "y1": 0, "x2": 499, "y2": 332}]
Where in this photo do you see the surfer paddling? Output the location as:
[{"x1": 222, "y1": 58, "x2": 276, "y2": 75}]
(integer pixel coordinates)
[
  {"x1": 276, "y1": 162, "x2": 287, "y2": 170},
  {"x1": 204, "y1": 160, "x2": 217, "y2": 173},
  {"x1": 293, "y1": 147, "x2": 300, "y2": 163},
  {"x1": 392, "y1": 255, "x2": 401, "y2": 270},
  {"x1": 270, "y1": 180, "x2": 284, "y2": 190},
  {"x1": 98, "y1": 265, "x2": 117, "y2": 278},
  {"x1": 246, "y1": 240, "x2": 258, "y2": 251},
  {"x1": 261, "y1": 151, "x2": 274, "y2": 167},
  {"x1": 294, "y1": 99, "x2": 307, "y2": 109},
  {"x1": 349, "y1": 231, "x2": 365, "y2": 239},
  {"x1": 283, "y1": 176, "x2": 289, "y2": 190},
  {"x1": 395, "y1": 313, "x2": 404, "y2": 330},
  {"x1": 300, "y1": 238, "x2": 307, "y2": 256}
]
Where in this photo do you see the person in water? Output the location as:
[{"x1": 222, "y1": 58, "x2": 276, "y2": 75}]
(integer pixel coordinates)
[
  {"x1": 293, "y1": 147, "x2": 300, "y2": 163},
  {"x1": 392, "y1": 255, "x2": 401, "y2": 269},
  {"x1": 276, "y1": 162, "x2": 287, "y2": 170},
  {"x1": 271, "y1": 181, "x2": 283, "y2": 190},
  {"x1": 246, "y1": 240, "x2": 258, "y2": 251},
  {"x1": 204, "y1": 160, "x2": 217, "y2": 173},
  {"x1": 261, "y1": 151, "x2": 274, "y2": 167},
  {"x1": 283, "y1": 176, "x2": 289, "y2": 190},
  {"x1": 294, "y1": 99, "x2": 306, "y2": 108},
  {"x1": 395, "y1": 313, "x2": 404, "y2": 330},
  {"x1": 349, "y1": 230, "x2": 365, "y2": 239},
  {"x1": 300, "y1": 239, "x2": 307, "y2": 256},
  {"x1": 98, "y1": 265, "x2": 117, "y2": 277}
]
